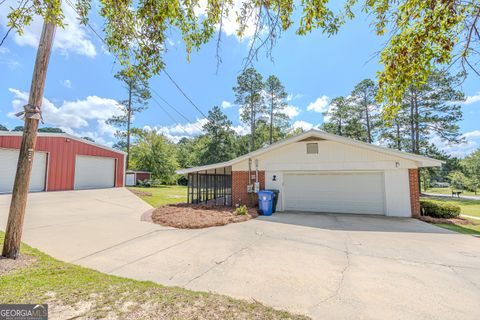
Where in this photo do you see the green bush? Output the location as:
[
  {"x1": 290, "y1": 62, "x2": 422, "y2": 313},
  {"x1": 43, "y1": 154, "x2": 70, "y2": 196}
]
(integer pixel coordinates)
[
  {"x1": 235, "y1": 205, "x2": 248, "y2": 216},
  {"x1": 420, "y1": 199, "x2": 461, "y2": 218}
]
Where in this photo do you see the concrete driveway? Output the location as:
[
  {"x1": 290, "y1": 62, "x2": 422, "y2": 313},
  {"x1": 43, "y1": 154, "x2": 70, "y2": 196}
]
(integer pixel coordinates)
[{"x1": 1, "y1": 188, "x2": 479, "y2": 320}]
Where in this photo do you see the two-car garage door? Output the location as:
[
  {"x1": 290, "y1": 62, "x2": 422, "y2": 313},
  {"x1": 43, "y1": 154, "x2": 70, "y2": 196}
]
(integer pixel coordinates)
[{"x1": 283, "y1": 172, "x2": 385, "y2": 215}]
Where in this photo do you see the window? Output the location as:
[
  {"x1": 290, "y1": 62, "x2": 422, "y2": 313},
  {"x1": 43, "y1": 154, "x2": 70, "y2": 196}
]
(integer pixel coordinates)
[{"x1": 306, "y1": 143, "x2": 318, "y2": 154}]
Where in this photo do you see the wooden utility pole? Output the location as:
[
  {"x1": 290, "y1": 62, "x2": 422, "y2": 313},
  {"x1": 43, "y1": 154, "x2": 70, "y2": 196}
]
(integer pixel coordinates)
[{"x1": 2, "y1": 17, "x2": 57, "y2": 259}]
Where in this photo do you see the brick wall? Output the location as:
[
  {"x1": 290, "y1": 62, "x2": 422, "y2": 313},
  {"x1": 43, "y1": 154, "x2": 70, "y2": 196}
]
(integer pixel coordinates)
[
  {"x1": 232, "y1": 171, "x2": 265, "y2": 207},
  {"x1": 409, "y1": 169, "x2": 421, "y2": 218}
]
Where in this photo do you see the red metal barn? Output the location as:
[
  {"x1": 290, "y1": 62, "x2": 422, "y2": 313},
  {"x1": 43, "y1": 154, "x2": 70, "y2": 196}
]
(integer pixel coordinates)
[{"x1": 0, "y1": 132, "x2": 126, "y2": 193}]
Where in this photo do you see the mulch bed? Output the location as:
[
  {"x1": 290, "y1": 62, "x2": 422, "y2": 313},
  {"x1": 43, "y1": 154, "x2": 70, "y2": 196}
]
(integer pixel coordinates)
[
  {"x1": 0, "y1": 254, "x2": 37, "y2": 276},
  {"x1": 418, "y1": 215, "x2": 479, "y2": 225},
  {"x1": 128, "y1": 188, "x2": 153, "y2": 197},
  {"x1": 151, "y1": 203, "x2": 258, "y2": 229}
]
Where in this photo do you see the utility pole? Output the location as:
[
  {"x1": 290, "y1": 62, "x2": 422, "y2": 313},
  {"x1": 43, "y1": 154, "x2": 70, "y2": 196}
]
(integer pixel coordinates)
[
  {"x1": 126, "y1": 81, "x2": 132, "y2": 169},
  {"x1": 2, "y1": 16, "x2": 57, "y2": 259}
]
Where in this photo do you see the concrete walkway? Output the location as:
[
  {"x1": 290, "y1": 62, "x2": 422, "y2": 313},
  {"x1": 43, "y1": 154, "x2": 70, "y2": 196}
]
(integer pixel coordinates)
[{"x1": 1, "y1": 189, "x2": 480, "y2": 320}]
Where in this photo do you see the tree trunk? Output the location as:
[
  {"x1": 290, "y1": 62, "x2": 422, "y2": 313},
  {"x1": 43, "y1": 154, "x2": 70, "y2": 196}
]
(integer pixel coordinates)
[
  {"x1": 395, "y1": 118, "x2": 401, "y2": 150},
  {"x1": 2, "y1": 17, "x2": 56, "y2": 259},
  {"x1": 413, "y1": 92, "x2": 420, "y2": 154},
  {"x1": 126, "y1": 81, "x2": 132, "y2": 169},
  {"x1": 410, "y1": 94, "x2": 415, "y2": 153},
  {"x1": 269, "y1": 94, "x2": 273, "y2": 145},
  {"x1": 364, "y1": 93, "x2": 372, "y2": 143}
]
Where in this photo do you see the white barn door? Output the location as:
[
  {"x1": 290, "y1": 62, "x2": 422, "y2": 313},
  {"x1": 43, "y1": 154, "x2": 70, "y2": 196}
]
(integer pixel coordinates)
[
  {"x1": 0, "y1": 149, "x2": 47, "y2": 193},
  {"x1": 74, "y1": 155, "x2": 115, "y2": 190}
]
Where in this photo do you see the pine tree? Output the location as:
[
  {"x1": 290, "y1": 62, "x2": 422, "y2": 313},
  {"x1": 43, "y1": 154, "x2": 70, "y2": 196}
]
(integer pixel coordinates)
[
  {"x1": 264, "y1": 75, "x2": 289, "y2": 144},
  {"x1": 199, "y1": 106, "x2": 236, "y2": 164},
  {"x1": 233, "y1": 68, "x2": 266, "y2": 152},
  {"x1": 107, "y1": 69, "x2": 151, "y2": 168},
  {"x1": 350, "y1": 79, "x2": 379, "y2": 143}
]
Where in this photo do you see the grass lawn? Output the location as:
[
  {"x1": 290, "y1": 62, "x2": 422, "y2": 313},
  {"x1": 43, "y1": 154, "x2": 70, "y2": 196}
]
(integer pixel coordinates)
[
  {"x1": 424, "y1": 187, "x2": 478, "y2": 197},
  {"x1": 0, "y1": 231, "x2": 307, "y2": 319},
  {"x1": 421, "y1": 196, "x2": 480, "y2": 236},
  {"x1": 129, "y1": 185, "x2": 187, "y2": 207}
]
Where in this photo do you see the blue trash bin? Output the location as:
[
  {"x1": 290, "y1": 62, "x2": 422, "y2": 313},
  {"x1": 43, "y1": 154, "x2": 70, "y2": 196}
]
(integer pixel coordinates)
[{"x1": 258, "y1": 190, "x2": 274, "y2": 216}]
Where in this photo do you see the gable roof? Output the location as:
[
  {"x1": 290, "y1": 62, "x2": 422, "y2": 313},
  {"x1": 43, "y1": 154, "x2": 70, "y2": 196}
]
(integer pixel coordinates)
[
  {"x1": 0, "y1": 131, "x2": 127, "y2": 155},
  {"x1": 176, "y1": 129, "x2": 443, "y2": 174}
]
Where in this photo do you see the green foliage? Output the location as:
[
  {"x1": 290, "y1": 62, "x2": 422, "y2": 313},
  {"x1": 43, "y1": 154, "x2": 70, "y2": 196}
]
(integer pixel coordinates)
[
  {"x1": 448, "y1": 171, "x2": 469, "y2": 190},
  {"x1": 12, "y1": 126, "x2": 24, "y2": 132},
  {"x1": 198, "y1": 106, "x2": 237, "y2": 165},
  {"x1": 349, "y1": 79, "x2": 380, "y2": 143},
  {"x1": 235, "y1": 205, "x2": 248, "y2": 216},
  {"x1": 234, "y1": 67, "x2": 266, "y2": 152},
  {"x1": 0, "y1": 124, "x2": 8, "y2": 131},
  {"x1": 3, "y1": 0, "x2": 478, "y2": 113},
  {"x1": 82, "y1": 136, "x2": 95, "y2": 142},
  {"x1": 420, "y1": 199, "x2": 461, "y2": 219},
  {"x1": 264, "y1": 75, "x2": 289, "y2": 144},
  {"x1": 38, "y1": 127, "x2": 64, "y2": 133},
  {"x1": 461, "y1": 149, "x2": 480, "y2": 194},
  {"x1": 129, "y1": 130, "x2": 178, "y2": 184}
]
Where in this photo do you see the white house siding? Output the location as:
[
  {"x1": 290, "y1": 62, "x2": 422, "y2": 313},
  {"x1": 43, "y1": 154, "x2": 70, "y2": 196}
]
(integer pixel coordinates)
[{"x1": 236, "y1": 141, "x2": 415, "y2": 216}]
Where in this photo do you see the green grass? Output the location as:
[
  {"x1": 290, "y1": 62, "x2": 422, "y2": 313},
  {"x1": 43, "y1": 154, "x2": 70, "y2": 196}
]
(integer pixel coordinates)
[
  {"x1": 434, "y1": 223, "x2": 480, "y2": 236},
  {"x1": 421, "y1": 196, "x2": 480, "y2": 218},
  {"x1": 421, "y1": 196, "x2": 480, "y2": 236},
  {"x1": 129, "y1": 185, "x2": 187, "y2": 207},
  {"x1": 424, "y1": 187, "x2": 478, "y2": 196},
  {"x1": 0, "y1": 231, "x2": 308, "y2": 319}
]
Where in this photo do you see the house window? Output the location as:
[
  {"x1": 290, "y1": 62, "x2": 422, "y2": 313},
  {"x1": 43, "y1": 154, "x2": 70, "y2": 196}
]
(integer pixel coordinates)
[{"x1": 306, "y1": 143, "x2": 318, "y2": 154}]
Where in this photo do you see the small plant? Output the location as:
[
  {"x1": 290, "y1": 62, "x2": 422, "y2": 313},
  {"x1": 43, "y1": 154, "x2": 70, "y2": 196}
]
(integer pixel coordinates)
[
  {"x1": 420, "y1": 199, "x2": 461, "y2": 218},
  {"x1": 235, "y1": 205, "x2": 248, "y2": 216}
]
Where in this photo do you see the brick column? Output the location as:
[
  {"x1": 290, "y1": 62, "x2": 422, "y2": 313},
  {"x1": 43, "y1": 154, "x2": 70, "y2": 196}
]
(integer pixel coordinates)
[
  {"x1": 232, "y1": 171, "x2": 265, "y2": 207},
  {"x1": 409, "y1": 169, "x2": 421, "y2": 218}
]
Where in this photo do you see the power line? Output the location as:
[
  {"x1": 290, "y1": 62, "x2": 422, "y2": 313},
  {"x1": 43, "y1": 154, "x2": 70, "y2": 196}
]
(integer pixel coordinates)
[
  {"x1": 64, "y1": 0, "x2": 207, "y2": 119},
  {"x1": 162, "y1": 70, "x2": 207, "y2": 118},
  {"x1": 64, "y1": 0, "x2": 205, "y2": 135}
]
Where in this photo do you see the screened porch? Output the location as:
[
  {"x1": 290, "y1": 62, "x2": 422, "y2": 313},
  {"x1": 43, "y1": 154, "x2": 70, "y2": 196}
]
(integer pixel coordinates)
[{"x1": 186, "y1": 166, "x2": 232, "y2": 206}]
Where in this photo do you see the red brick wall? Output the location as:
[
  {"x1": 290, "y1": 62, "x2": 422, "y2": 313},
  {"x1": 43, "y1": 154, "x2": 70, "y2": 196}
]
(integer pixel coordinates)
[
  {"x1": 409, "y1": 169, "x2": 421, "y2": 218},
  {"x1": 232, "y1": 171, "x2": 265, "y2": 207}
]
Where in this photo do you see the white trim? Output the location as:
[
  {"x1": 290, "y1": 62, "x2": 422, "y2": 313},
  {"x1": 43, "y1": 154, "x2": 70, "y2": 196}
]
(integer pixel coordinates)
[
  {"x1": 176, "y1": 129, "x2": 443, "y2": 174},
  {"x1": 0, "y1": 132, "x2": 127, "y2": 155}
]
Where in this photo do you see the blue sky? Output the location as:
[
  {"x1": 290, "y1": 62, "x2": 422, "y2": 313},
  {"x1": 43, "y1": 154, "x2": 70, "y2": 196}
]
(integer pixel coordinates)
[{"x1": 1, "y1": 1, "x2": 479, "y2": 157}]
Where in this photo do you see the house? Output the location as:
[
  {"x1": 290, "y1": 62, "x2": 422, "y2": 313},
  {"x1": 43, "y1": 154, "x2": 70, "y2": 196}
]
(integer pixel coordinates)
[
  {"x1": 176, "y1": 129, "x2": 442, "y2": 217},
  {"x1": 125, "y1": 170, "x2": 152, "y2": 186},
  {"x1": 0, "y1": 132, "x2": 126, "y2": 193}
]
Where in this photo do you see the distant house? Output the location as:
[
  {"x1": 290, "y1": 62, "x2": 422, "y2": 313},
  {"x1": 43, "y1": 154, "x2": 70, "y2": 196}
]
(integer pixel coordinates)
[
  {"x1": 0, "y1": 132, "x2": 126, "y2": 193},
  {"x1": 177, "y1": 129, "x2": 442, "y2": 217}
]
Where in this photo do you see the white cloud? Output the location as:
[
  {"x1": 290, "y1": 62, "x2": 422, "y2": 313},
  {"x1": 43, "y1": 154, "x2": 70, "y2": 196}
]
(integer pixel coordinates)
[
  {"x1": 292, "y1": 120, "x2": 318, "y2": 131},
  {"x1": 286, "y1": 93, "x2": 304, "y2": 102},
  {"x1": 62, "y1": 80, "x2": 72, "y2": 88},
  {"x1": 281, "y1": 105, "x2": 300, "y2": 118},
  {"x1": 196, "y1": 0, "x2": 257, "y2": 41},
  {"x1": 431, "y1": 131, "x2": 480, "y2": 157},
  {"x1": 465, "y1": 92, "x2": 480, "y2": 105},
  {"x1": 221, "y1": 100, "x2": 232, "y2": 109},
  {"x1": 0, "y1": 1, "x2": 96, "y2": 57},
  {"x1": 7, "y1": 88, "x2": 121, "y2": 144},
  {"x1": 232, "y1": 124, "x2": 249, "y2": 136},
  {"x1": 307, "y1": 95, "x2": 330, "y2": 113},
  {"x1": 147, "y1": 119, "x2": 207, "y2": 143}
]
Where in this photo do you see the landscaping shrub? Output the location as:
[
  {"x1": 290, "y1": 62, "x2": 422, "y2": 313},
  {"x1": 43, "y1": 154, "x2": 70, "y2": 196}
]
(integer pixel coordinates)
[
  {"x1": 420, "y1": 199, "x2": 461, "y2": 218},
  {"x1": 235, "y1": 205, "x2": 248, "y2": 216}
]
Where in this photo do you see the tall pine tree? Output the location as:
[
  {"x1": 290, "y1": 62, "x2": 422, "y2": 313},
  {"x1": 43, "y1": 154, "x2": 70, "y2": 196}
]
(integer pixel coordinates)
[
  {"x1": 264, "y1": 75, "x2": 289, "y2": 144},
  {"x1": 234, "y1": 68, "x2": 266, "y2": 152}
]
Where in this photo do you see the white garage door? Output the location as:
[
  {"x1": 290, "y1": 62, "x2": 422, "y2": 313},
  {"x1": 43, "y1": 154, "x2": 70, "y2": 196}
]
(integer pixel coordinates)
[
  {"x1": 283, "y1": 172, "x2": 385, "y2": 215},
  {"x1": 74, "y1": 155, "x2": 115, "y2": 190},
  {"x1": 0, "y1": 149, "x2": 47, "y2": 193}
]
